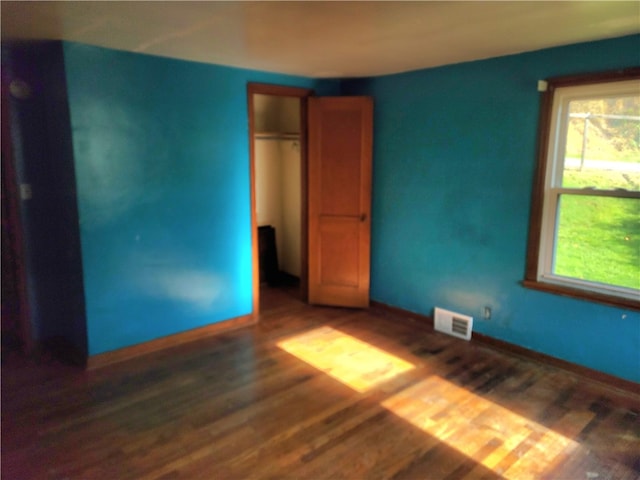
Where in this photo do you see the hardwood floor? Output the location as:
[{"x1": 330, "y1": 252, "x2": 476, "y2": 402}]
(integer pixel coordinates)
[{"x1": 2, "y1": 287, "x2": 639, "y2": 479}]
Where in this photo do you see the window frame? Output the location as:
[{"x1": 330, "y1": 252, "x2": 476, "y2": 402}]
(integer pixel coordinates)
[{"x1": 524, "y1": 67, "x2": 640, "y2": 311}]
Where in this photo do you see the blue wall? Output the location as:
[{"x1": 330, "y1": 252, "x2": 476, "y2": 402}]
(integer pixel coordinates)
[
  {"x1": 62, "y1": 43, "x2": 337, "y2": 355},
  {"x1": 343, "y1": 34, "x2": 640, "y2": 383},
  {"x1": 5, "y1": 35, "x2": 638, "y2": 380}
]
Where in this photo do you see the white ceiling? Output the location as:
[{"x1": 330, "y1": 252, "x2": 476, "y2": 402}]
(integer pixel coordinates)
[{"x1": 2, "y1": 1, "x2": 639, "y2": 78}]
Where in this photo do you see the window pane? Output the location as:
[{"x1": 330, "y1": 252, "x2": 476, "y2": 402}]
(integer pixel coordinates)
[
  {"x1": 554, "y1": 195, "x2": 640, "y2": 290},
  {"x1": 562, "y1": 95, "x2": 640, "y2": 191}
]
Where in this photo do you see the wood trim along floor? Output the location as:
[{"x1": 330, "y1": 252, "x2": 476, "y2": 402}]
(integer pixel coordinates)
[
  {"x1": 370, "y1": 300, "x2": 640, "y2": 397},
  {"x1": 86, "y1": 313, "x2": 257, "y2": 370}
]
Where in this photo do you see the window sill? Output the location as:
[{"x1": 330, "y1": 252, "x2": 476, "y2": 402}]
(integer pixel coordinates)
[{"x1": 522, "y1": 280, "x2": 640, "y2": 311}]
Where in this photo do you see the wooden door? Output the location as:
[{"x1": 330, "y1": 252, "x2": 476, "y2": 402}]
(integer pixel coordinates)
[{"x1": 308, "y1": 96, "x2": 373, "y2": 307}]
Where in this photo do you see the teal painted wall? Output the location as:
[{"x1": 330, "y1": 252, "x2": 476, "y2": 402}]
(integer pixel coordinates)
[
  {"x1": 63, "y1": 43, "x2": 336, "y2": 355},
  {"x1": 7, "y1": 35, "x2": 638, "y2": 380},
  {"x1": 342, "y1": 34, "x2": 640, "y2": 383}
]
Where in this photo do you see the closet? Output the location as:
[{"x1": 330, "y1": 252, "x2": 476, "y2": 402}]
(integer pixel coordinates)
[{"x1": 253, "y1": 94, "x2": 302, "y2": 286}]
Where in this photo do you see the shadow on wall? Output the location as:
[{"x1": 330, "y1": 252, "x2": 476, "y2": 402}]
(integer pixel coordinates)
[{"x1": 2, "y1": 41, "x2": 88, "y2": 362}]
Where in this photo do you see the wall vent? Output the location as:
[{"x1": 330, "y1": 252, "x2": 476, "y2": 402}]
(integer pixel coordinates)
[{"x1": 434, "y1": 307, "x2": 473, "y2": 341}]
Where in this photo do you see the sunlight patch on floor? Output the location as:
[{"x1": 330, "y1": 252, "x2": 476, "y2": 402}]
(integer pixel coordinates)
[
  {"x1": 278, "y1": 327, "x2": 590, "y2": 478},
  {"x1": 277, "y1": 326, "x2": 415, "y2": 393},
  {"x1": 381, "y1": 375, "x2": 590, "y2": 479}
]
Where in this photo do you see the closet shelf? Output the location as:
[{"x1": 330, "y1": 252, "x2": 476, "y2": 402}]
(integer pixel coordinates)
[{"x1": 254, "y1": 131, "x2": 300, "y2": 140}]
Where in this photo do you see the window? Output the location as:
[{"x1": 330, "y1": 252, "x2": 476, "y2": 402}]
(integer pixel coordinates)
[{"x1": 525, "y1": 69, "x2": 640, "y2": 309}]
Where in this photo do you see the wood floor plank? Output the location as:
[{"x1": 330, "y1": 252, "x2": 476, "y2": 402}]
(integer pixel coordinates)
[{"x1": 2, "y1": 285, "x2": 639, "y2": 479}]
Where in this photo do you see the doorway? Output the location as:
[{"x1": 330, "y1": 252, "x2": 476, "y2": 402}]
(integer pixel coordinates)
[
  {"x1": 248, "y1": 84, "x2": 313, "y2": 314},
  {"x1": 1, "y1": 80, "x2": 32, "y2": 354}
]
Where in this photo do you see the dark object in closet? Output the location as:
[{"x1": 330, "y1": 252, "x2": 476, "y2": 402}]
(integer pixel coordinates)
[{"x1": 258, "y1": 226, "x2": 280, "y2": 285}]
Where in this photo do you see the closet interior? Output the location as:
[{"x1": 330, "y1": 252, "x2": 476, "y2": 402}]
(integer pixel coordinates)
[{"x1": 253, "y1": 94, "x2": 302, "y2": 289}]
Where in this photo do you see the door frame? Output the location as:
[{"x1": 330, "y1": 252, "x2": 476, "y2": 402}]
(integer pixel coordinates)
[{"x1": 247, "y1": 83, "x2": 313, "y2": 315}]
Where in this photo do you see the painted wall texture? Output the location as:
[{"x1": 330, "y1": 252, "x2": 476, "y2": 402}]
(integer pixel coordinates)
[
  {"x1": 62, "y1": 42, "x2": 336, "y2": 355},
  {"x1": 4, "y1": 35, "x2": 638, "y2": 382},
  {"x1": 342, "y1": 34, "x2": 640, "y2": 383}
]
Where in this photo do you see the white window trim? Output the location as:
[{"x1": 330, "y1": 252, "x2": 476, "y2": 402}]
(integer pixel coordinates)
[{"x1": 537, "y1": 79, "x2": 640, "y2": 302}]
